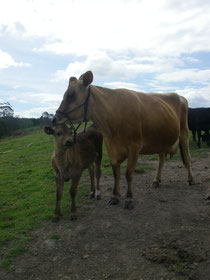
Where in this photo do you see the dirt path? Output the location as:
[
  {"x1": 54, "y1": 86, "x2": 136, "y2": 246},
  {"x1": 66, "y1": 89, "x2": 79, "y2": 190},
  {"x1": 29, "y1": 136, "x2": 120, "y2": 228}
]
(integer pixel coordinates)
[{"x1": 1, "y1": 155, "x2": 210, "y2": 280}]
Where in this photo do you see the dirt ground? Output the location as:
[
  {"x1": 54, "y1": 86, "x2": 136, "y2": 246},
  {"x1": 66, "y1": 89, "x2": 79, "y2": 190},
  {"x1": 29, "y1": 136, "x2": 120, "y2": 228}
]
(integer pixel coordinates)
[{"x1": 0, "y1": 154, "x2": 210, "y2": 280}]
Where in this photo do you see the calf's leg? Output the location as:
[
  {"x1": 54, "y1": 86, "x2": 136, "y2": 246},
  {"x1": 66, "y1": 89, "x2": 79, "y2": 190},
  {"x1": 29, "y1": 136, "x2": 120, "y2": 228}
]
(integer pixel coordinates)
[
  {"x1": 53, "y1": 175, "x2": 64, "y2": 223},
  {"x1": 88, "y1": 165, "x2": 95, "y2": 198},
  {"x1": 70, "y1": 174, "x2": 82, "y2": 220},
  {"x1": 95, "y1": 159, "x2": 102, "y2": 200}
]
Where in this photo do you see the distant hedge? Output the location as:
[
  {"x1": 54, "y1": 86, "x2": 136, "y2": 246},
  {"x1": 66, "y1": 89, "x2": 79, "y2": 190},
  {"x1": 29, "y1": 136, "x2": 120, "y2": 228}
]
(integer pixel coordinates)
[{"x1": 0, "y1": 117, "x2": 41, "y2": 138}]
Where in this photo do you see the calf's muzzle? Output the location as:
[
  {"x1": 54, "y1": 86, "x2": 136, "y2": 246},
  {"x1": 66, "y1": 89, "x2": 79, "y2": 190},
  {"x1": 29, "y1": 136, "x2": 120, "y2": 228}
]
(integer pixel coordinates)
[{"x1": 65, "y1": 139, "x2": 74, "y2": 147}]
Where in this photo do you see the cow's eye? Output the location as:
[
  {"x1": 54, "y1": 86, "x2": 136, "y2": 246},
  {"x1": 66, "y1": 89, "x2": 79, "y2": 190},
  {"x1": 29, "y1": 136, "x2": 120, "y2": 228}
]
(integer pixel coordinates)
[
  {"x1": 66, "y1": 92, "x2": 75, "y2": 101},
  {"x1": 56, "y1": 132, "x2": 62, "y2": 137}
]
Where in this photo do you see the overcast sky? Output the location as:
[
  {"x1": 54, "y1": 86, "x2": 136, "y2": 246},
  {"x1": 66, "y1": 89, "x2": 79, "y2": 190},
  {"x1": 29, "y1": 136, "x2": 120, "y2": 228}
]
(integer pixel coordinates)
[{"x1": 0, "y1": 0, "x2": 210, "y2": 118}]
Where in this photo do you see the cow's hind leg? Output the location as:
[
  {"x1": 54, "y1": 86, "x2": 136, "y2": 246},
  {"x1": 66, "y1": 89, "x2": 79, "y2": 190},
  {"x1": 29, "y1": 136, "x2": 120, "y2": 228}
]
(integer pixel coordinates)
[
  {"x1": 179, "y1": 133, "x2": 195, "y2": 185},
  {"x1": 152, "y1": 153, "x2": 165, "y2": 188},
  {"x1": 124, "y1": 148, "x2": 139, "y2": 210}
]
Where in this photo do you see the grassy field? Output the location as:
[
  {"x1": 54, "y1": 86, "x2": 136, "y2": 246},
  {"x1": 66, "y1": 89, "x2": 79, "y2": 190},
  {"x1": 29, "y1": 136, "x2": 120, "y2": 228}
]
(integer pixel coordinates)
[{"x1": 0, "y1": 126, "x2": 209, "y2": 269}]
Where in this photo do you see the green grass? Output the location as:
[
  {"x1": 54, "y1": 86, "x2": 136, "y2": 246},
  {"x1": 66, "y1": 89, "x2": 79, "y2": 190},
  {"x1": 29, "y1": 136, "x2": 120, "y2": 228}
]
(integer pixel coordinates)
[
  {"x1": 0, "y1": 125, "x2": 113, "y2": 269},
  {"x1": 0, "y1": 128, "x2": 209, "y2": 269}
]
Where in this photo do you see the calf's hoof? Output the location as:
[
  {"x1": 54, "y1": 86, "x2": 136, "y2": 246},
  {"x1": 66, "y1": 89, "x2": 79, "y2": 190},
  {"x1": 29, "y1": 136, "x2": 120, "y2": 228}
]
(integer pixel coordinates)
[
  {"x1": 124, "y1": 200, "x2": 134, "y2": 210},
  {"x1": 70, "y1": 215, "x2": 78, "y2": 221},
  {"x1": 88, "y1": 192, "x2": 95, "y2": 199},
  {"x1": 152, "y1": 180, "x2": 161, "y2": 188},
  {"x1": 52, "y1": 216, "x2": 60, "y2": 223},
  {"x1": 108, "y1": 197, "x2": 119, "y2": 205}
]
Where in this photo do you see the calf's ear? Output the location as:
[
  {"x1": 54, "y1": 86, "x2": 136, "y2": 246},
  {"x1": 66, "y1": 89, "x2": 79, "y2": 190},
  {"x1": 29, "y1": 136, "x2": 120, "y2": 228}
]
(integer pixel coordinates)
[
  {"x1": 44, "y1": 126, "x2": 54, "y2": 135},
  {"x1": 82, "y1": 71, "x2": 93, "y2": 87}
]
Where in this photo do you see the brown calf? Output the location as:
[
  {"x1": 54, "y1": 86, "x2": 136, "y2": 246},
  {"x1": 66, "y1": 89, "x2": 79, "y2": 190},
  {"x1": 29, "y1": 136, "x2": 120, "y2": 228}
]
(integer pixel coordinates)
[{"x1": 44, "y1": 124, "x2": 103, "y2": 221}]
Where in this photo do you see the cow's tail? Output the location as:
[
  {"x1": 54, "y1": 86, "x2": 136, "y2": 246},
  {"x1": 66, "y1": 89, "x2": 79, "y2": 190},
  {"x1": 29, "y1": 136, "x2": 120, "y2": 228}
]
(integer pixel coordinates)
[{"x1": 179, "y1": 143, "x2": 186, "y2": 167}]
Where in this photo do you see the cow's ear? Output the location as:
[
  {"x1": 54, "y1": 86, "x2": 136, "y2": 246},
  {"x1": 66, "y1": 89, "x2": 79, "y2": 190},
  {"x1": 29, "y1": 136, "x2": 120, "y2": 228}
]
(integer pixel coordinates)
[
  {"x1": 69, "y1": 77, "x2": 77, "y2": 84},
  {"x1": 44, "y1": 126, "x2": 54, "y2": 135},
  {"x1": 82, "y1": 71, "x2": 93, "y2": 87}
]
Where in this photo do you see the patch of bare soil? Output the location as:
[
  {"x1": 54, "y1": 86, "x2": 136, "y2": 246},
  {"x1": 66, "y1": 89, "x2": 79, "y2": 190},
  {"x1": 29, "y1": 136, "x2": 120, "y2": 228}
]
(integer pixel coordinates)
[{"x1": 1, "y1": 154, "x2": 210, "y2": 280}]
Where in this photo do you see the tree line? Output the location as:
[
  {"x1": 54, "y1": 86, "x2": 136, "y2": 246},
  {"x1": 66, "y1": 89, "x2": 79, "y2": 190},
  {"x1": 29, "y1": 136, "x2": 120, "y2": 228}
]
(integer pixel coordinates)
[
  {"x1": 0, "y1": 117, "x2": 41, "y2": 138},
  {"x1": 0, "y1": 103, "x2": 54, "y2": 138}
]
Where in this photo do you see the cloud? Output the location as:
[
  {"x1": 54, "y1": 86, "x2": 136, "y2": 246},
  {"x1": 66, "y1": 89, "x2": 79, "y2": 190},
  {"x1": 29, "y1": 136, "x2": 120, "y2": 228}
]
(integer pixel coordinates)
[
  {"x1": 15, "y1": 106, "x2": 57, "y2": 119},
  {"x1": 177, "y1": 84, "x2": 210, "y2": 108},
  {"x1": 1, "y1": 0, "x2": 210, "y2": 117},
  {"x1": 5, "y1": 91, "x2": 62, "y2": 118},
  {"x1": 10, "y1": 92, "x2": 62, "y2": 118},
  {"x1": 104, "y1": 82, "x2": 143, "y2": 91},
  {"x1": 29, "y1": 93, "x2": 62, "y2": 105},
  {"x1": 53, "y1": 51, "x2": 198, "y2": 83},
  {"x1": 1, "y1": 0, "x2": 209, "y2": 57},
  {"x1": 0, "y1": 49, "x2": 30, "y2": 69},
  {"x1": 155, "y1": 69, "x2": 210, "y2": 85}
]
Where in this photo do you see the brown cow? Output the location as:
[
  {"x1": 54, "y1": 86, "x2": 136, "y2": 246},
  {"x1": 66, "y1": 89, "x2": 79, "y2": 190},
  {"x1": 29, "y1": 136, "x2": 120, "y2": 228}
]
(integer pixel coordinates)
[
  {"x1": 52, "y1": 71, "x2": 195, "y2": 210},
  {"x1": 44, "y1": 124, "x2": 103, "y2": 221}
]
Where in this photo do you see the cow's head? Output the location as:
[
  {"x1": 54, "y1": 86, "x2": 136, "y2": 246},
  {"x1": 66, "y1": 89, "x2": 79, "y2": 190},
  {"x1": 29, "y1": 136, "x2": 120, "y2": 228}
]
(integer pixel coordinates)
[
  {"x1": 52, "y1": 71, "x2": 93, "y2": 125},
  {"x1": 44, "y1": 125, "x2": 75, "y2": 148}
]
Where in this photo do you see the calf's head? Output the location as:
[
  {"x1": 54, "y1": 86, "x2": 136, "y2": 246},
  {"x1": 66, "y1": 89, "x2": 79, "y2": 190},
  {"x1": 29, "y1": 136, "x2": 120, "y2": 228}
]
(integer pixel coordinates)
[
  {"x1": 52, "y1": 71, "x2": 93, "y2": 125},
  {"x1": 44, "y1": 125, "x2": 75, "y2": 148}
]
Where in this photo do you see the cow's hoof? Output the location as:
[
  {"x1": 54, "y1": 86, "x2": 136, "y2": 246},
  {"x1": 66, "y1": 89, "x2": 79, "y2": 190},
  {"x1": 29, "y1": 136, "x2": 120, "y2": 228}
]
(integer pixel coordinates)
[
  {"x1": 188, "y1": 179, "x2": 195, "y2": 186},
  {"x1": 52, "y1": 216, "x2": 60, "y2": 223},
  {"x1": 124, "y1": 200, "x2": 134, "y2": 210},
  {"x1": 96, "y1": 195, "x2": 101, "y2": 200},
  {"x1": 108, "y1": 197, "x2": 119, "y2": 205},
  {"x1": 70, "y1": 215, "x2": 77, "y2": 221},
  {"x1": 152, "y1": 180, "x2": 161, "y2": 188}
]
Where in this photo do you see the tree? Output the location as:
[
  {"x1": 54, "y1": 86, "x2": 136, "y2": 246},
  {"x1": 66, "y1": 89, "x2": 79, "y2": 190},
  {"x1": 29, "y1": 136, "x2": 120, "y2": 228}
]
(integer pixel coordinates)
[
  {"x1": 41, "y1": 111, "x2": 54, "y2": 120},
  {"x1": 40, "y1": 111, "x2": 54, "y2": 126},
  {"x1": 0, "y1": 102, "x2": 14, "y2": 117}
]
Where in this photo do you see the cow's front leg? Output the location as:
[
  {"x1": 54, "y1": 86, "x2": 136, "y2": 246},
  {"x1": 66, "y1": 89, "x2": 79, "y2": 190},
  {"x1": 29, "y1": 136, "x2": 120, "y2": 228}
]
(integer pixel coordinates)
[
  {"x1": 70, "y1": 174, "x2": 81, "y2": 220},
  {"x1": 52, "y1": 175, "x2": 64, "y2": 222},
  {"x1": 108, "y1": 163, "x2": 121, "y2": 205}
]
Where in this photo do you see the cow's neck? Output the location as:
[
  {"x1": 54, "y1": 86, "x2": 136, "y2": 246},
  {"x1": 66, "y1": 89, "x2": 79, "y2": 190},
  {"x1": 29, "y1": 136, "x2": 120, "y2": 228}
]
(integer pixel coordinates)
[{"x1": 88, "y1": 86, "x2": 119, "y2": 137}]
